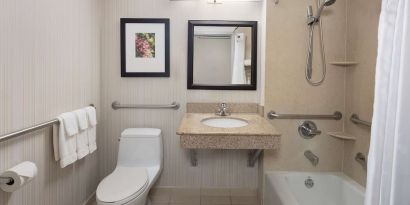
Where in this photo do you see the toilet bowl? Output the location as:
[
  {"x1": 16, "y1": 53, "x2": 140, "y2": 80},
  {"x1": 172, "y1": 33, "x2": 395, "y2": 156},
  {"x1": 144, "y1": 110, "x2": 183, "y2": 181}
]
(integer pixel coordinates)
[{"x1": 96, "y1": 128, "x2": 163, "y2": 205}]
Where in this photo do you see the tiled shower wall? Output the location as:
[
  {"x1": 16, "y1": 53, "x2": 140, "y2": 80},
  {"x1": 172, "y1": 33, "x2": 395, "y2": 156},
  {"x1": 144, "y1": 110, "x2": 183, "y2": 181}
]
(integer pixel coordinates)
[
  {"x1": 99, "y1": 0, "x2": 266, "y2": 188},
  {"x1": 343, "y1": 0, "x2": 381, "y2": 186},
  {"x1": 264, "y1": 0, "x2": 347, "y2": 172},
  {"x1": 264, "y1": 0, "x2": 381, "y2": 186},
  {"x1": 0, "y1": 0, "x2": 101, "y2": 204}
]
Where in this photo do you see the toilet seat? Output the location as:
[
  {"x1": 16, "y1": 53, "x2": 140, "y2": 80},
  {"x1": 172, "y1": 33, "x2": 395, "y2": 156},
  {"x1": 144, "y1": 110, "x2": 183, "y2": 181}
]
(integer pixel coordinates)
[{"x1": 96, "y1": 167, "x2": 149, "y2": 204}]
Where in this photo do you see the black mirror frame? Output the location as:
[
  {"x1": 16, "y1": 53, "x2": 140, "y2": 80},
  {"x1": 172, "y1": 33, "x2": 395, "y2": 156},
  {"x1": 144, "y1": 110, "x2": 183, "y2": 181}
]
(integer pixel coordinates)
[{"x1": 187, "y1": 20, "x2": 258, "y2": 90}]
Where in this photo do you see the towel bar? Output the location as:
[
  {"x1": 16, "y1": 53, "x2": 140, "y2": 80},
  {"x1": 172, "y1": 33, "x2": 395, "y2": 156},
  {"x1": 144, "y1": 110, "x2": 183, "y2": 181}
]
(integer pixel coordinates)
[
  {"x1": 0, "y1": 104, "x2": 95, "y2": 143},
  {"x1": 111, "y1": 101, "x2": 180, "y2": 110}
]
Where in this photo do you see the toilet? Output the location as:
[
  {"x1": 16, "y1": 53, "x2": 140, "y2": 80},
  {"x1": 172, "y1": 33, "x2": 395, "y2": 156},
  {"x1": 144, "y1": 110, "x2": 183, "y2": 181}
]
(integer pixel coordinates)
[{"x1": 96, "y1": 128, "x2": 163, "y2": 205}]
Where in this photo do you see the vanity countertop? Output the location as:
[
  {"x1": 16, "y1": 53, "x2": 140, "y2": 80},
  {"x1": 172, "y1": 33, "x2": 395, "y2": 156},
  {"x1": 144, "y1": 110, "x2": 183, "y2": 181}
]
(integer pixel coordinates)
[
  {"x1": 177, "y1": 113, "x2": 281, "y2": 150},
  {"x1": 177, "y1": 113, "x2": 280, "y2": 136}
]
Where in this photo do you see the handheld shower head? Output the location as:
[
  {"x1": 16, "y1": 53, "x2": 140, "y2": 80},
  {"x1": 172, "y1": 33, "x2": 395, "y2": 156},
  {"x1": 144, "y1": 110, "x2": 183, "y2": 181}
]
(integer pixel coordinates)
[
  {"x1": 324, "y1": 0, "x2": 336, "y2": 6},
  {"x1": 316, "y1": 0, "x2": 336, "y2": 18}
]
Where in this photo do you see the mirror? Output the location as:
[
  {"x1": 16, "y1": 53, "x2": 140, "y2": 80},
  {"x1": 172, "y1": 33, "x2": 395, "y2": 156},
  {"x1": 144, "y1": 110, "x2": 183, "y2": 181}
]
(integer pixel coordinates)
[{"x1": 188, "y1": 21, "x2": 257, "y2": 90}]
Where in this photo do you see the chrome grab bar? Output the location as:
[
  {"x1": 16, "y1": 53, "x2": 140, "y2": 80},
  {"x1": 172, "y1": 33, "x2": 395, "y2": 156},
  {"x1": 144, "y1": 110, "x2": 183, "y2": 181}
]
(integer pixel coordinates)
[
  {"x1": 0, "y1": 104, "x2": 95, "y2": 143},
  {"x1": 350, "y1": 114, "x2": 371, "y2": 127},
  {"x1": 267, "y1": 111, "x2": 342, "y2": 120},
  {"x1": 112, "y1": 101, "x2": 180, "y2": 110}
]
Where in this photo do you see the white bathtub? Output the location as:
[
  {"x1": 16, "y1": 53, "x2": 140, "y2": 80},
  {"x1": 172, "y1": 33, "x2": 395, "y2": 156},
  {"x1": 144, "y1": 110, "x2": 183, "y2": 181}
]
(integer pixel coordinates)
[{"x1": 264, "y1": 172, "x2": 365, "y2": 205}]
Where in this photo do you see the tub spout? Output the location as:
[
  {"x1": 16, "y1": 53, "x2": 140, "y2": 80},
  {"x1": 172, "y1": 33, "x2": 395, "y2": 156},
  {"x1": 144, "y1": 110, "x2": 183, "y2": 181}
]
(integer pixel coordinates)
[{"x1": 305, "y1": 150, "x2": 319, "y2": 166}]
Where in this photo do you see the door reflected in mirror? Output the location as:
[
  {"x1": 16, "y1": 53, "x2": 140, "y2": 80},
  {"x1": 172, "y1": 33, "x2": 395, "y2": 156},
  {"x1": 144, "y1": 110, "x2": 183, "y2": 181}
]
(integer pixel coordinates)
[{"x1": 188, "y1": 21, "x2": 257, "y2": 90}]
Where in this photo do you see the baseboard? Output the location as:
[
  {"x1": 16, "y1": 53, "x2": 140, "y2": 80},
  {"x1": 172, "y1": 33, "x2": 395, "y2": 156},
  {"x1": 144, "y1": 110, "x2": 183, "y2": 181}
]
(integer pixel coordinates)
[{"x1": 82, "y1": 191, "x2": 96, "y2": 205}]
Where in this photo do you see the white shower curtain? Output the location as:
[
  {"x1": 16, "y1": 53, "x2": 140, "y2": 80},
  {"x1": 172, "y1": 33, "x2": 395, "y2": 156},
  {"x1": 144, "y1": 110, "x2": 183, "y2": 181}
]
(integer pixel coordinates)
[
  {"x1": 365, "y1": 0, "x2": 410, "y2": 205},
  {"x1": 231, "y1": 33, "x2": 246, "y2": 84}
]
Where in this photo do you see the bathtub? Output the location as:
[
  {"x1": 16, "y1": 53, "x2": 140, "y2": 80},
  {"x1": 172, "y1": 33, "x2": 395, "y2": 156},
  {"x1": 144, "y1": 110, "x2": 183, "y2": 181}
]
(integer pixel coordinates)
[{"x1": 264, "y1": 172, "x2": 365, "y2": 205}]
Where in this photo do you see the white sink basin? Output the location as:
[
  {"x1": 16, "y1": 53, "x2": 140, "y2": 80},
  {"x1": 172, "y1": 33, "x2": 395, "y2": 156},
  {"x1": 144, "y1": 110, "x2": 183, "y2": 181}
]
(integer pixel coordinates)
[{"x1": 201, "y1": 117, "x2": 249, "y2": 128}]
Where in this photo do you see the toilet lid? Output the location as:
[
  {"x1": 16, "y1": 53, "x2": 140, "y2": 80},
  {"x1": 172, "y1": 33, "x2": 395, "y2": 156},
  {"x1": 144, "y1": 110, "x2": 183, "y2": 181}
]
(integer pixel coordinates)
[{"x1": 97, "y1": 167, "x2": 149, "y2": 203}]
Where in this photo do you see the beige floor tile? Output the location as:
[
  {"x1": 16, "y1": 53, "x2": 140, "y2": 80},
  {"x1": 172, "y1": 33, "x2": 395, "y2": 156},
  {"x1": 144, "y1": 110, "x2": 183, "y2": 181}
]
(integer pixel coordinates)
[
  {"x1": 201, "y1": 188, "x2": 231, "y2": 196},
  {"x1": 150, "y1": 187, "x2": 173, "y2": 196},
  {"x1": 150, "y1": 187, "x2": 172, "y2": 203},
  {"x1": 170, "y1": 195, "x2": 200, "y2": 204},
  {"x1": 201, "y1": 196, "x2": 231, "y2": 204},
  {"x1": 230, "y1": 196, "x2": 259, "y2": 205},
  {"x1": 172, "y1": 187, "x2": 201, "y2": 196},
  {"x1": 151, "y1": 195, "x2": 171, "y2": 203},
  {"x1": 152, "y1": 203, "x2": 169, "y2": 205}
]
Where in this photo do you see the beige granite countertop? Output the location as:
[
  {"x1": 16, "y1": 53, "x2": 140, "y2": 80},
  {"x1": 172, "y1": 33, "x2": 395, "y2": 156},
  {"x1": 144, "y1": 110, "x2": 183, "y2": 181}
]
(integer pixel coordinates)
[{"x1": 177, "y1": 113, "x2": 280, "y2": 136}]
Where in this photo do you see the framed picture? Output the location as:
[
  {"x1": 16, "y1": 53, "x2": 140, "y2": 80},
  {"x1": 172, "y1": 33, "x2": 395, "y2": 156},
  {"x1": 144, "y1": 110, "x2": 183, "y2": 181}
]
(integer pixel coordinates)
[{"x1": 120, "y1": 18, "x2": 170, "y2": 77}]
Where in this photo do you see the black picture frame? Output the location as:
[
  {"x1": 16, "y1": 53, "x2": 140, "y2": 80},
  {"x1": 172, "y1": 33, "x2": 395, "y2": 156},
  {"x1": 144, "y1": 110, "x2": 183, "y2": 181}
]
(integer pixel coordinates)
[
  {"x1": 121, "y1": 18, "x2": 170, "y2": 77},
  {"x1": 188, "y1": 20, "x2": 258, "y2": 90}
]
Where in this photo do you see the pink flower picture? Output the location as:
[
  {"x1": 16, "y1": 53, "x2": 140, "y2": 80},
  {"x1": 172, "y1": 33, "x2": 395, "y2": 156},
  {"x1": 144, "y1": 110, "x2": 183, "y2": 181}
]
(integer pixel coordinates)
[{"x1": 135, "y1": 33, "x2": 156, "y2": 58}]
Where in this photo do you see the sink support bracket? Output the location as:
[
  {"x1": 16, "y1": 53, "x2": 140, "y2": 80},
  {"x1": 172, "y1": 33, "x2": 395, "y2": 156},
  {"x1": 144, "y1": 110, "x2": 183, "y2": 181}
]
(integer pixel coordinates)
[
  {"x1": 248, "y1": 149, "x2": 263, "y2": 167},
  {"x1": 190, "y1": 149, "x2": 198, "y2": 167}
]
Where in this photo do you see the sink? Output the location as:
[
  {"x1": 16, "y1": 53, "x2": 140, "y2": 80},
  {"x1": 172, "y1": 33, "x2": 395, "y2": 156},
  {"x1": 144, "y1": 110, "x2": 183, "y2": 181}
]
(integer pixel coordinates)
[{"x1": 201, "y1": 117, "x2": 249, "y2": 128}]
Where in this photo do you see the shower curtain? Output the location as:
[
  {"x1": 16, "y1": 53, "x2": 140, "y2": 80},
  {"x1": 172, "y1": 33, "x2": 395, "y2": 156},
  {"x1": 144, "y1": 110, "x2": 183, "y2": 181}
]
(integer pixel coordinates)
[
  {"x1": 231, "y1": 33, "x2": 246, "y2": 84},
  {"x1": 365, "y1": 0, "x2": 410, "y2": 204}
]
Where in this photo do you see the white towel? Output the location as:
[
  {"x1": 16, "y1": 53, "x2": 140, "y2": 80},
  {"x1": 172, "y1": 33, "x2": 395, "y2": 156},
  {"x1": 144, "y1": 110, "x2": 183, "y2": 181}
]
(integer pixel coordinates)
[
  {"x1": 85, "y1": 106, "x2": 97, "y2": 126},
  {"x1": 61, "y1": 112, "x2": 79, "y2": 136},
  {"x1": 85, "y1": 106, "x2": 97, "y2": 153},
  {"x1": 73, "y1": 109, "x2": 88, "y2": 130},
  {"x1": 53, "y1": 115, "x2": 78, "y2": 168},
  {"x1": 73, "y1": 109, "x2": 90, "y2": 159}
]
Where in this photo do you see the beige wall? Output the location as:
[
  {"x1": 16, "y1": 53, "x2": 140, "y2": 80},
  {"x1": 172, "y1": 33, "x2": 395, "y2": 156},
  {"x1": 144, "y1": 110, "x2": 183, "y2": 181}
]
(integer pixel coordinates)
[
  {"x1": 100, "y1": 0, "x2": 265, "y2": 188},
  {"x1": 0, "y1": 0, "x2": 101, "y2": 205},
  {"x1": 343, "y1": 0, "x2": 381, "y2": 186},
  {"x1": 263, "y1": 0, "x2": 347, "y2": 172},
  {"x1": 263, "y1": 0, "x2": 381, "y2": 187}
]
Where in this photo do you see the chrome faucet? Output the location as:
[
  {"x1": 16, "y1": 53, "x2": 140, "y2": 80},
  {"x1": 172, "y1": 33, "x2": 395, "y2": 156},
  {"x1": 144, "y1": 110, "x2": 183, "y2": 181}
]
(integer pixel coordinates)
[
  {"x1": 298, "y1": 121, "x2": 322, "y2": 139},
  {"x1": 216, "y1": 103, "x2": 230, "y2": 116},
  {"x1": 304, "y1": 150, "x2": 319, "y2": 166}
]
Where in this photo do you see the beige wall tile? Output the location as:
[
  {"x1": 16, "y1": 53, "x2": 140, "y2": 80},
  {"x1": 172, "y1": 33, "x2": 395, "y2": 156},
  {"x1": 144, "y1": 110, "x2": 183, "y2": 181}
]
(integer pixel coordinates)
[{"x1": 343, "y1": 0, "x2": 381, "y2": 186}]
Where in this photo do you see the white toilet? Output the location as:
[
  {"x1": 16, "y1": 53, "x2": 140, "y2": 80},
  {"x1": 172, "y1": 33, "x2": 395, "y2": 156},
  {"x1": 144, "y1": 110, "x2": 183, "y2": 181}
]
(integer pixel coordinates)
[{"x1": 96, "y1": 128, "x2": 163, "y2": 205}]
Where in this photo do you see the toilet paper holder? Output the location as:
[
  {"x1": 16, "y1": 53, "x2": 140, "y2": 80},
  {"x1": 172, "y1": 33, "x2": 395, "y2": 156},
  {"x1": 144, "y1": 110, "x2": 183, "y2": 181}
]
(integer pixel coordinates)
[{"x1": 0, "y1": 176, "x2": 14, "y2": 185}]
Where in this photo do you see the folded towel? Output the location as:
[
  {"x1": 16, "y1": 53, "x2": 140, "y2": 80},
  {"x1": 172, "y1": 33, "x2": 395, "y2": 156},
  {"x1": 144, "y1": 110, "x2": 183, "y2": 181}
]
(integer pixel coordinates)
[
  {"x1": 73, "y1": 109, "x2": 90, "y2": 159},
  {"x1": 85, "y1": 106, "x2": 97, "y2": 153},
  {"x1": 60, "y1": 112, "x2": 79, "y2": 136},
  {"x1": 53, "y1": 115, "x2": 78, "y2": 168},
  {"x1": 73, "y1": 109, "x2": 88, "y2": 130},
  {"x1": 85, "y1": 106, "x2": 97, "y2": 127},
  {"x1": 88, "y1": 127, "x2": 97, "y2": 153}
]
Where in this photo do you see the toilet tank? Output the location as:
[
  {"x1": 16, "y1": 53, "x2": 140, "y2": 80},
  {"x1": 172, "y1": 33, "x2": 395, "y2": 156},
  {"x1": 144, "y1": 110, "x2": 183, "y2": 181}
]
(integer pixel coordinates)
[{"x1": 117, "y1": 128, "x2": 163, "y2": 168}]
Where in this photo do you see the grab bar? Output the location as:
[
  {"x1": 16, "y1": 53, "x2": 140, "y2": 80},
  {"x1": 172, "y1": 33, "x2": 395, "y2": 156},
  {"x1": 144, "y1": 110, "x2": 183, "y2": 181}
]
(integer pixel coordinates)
[
  {"x1": 350, "y1": 114, "x2": 371, "y2": 127},
  {"x1": 267, "y1": 111, "x2": 342, "y2": 120},
  {"x1": 112, "y1": 101, "x2": 180, "y2": 110},
  {"x1": 0, "y1": 104, "x2": 95, "y2": 143}
]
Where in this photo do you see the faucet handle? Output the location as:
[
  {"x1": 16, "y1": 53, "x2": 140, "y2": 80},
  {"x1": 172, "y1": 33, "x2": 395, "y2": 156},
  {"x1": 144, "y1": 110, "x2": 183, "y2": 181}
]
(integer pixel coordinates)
[
  {"x1": 216, "y1": 103, "x2": 230, "y2": 116},
  {"x1": 298, "y1": 121, "x2": 321, "y2": 139}
]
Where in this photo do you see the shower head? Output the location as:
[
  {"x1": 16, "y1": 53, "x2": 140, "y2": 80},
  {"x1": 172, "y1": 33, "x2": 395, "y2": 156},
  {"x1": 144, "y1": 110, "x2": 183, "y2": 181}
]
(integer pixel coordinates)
[
  {"x1": 316, "y1": 0, "x2": 336, "y2": 18},
  {"x1": 323, "y1": 0, "x2": 336, "y2": 6}
]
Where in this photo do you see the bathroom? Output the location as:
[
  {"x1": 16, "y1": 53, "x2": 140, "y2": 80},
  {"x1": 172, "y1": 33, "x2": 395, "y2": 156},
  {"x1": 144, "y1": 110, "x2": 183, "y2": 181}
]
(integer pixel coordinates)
[{"x1": 1, "y1": 0, "x2": 408, "y2": 205}]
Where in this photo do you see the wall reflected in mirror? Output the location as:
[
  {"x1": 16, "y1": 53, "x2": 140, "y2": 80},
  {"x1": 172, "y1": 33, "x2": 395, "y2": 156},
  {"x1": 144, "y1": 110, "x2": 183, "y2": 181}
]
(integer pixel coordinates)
[{"x1": 188, "y1": 21, "x2": 257, "y2": 90}]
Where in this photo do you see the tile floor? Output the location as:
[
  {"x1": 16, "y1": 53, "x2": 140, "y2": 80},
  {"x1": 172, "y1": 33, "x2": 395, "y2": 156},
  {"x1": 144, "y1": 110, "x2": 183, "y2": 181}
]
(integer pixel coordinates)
[
  {"x1": 150, "y1": 187, "x2": 260, "y2": 205},
  {"x1": 89, "y1": 187, "x2": 260, "y2": 205}
]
